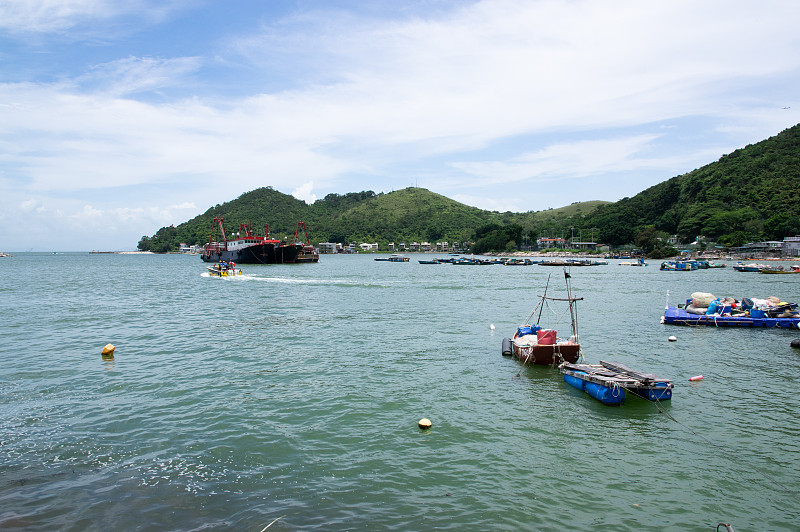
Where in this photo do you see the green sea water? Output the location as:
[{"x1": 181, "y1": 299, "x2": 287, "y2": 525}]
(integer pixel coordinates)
[{"x1": 1, "y1": 252, "x2": 799, "y2": 531}]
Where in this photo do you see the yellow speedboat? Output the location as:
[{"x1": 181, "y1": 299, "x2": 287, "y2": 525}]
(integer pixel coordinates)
[{"x1": 206, "y1": 262, "x2": 242, "y2": 277}]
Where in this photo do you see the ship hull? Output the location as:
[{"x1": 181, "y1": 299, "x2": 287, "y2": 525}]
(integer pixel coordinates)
[{"x1": 201, "y1": 243, "x2": 301, "y2": 264}]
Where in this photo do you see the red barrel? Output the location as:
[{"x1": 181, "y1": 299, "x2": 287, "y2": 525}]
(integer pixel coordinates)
[{"x1": 537, "y1": 329, "x2": 557, "y2": 345}]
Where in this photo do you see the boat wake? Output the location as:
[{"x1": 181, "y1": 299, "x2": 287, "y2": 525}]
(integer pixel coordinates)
[
  {"x1": 252, "y1": 276, "x2": 389, "y2": 287},
  {"x1": 199, "y1": 272, "x2": 388, "y2": 287},
  {"x1": 200, "y1": 271, "x2": 251, "y2": 280}
]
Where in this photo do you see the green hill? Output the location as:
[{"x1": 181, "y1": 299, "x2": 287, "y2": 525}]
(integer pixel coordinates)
[
  {"x1": 138, "y1": 185, "x2": 606, "y2": 252},
  {"x1": 315, "y1": 187, "x2": 498, "y2": 244},
  {"x1": 139, "y1": 123, "x2": 800, "y2": 253},
  {"x1": 138, "y1": 187, "x2": 311, "y2": 253},
  {"x1": 583, "y1": 123, "x2": 800, "y2": 247}
]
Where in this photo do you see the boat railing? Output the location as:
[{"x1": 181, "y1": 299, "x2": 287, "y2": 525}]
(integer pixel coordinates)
[{"x1": 204, "y1": 242, "x2": 225, "y2": 253}]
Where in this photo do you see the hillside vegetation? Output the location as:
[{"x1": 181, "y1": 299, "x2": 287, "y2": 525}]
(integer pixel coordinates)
[
  {"x1": 138, "y1": 186, "x2": 604, "y2": 252},
  {"x1": 584, "y1": 123, "x2": 800, "y2": 248},
  {"x1": 139, "y1": 123, "x2": 800, "y2": 253}
]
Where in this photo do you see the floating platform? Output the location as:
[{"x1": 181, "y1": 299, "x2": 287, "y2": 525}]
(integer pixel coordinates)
[
  {"x1": 662, "y1": 306, "x2": 800, "y2": 328},
  {"x1": 375, "y1": 254, "x2": 409, "y2": 262},
  {"x1": 560, "y1": 360, "x2": 673, "y2": 405}
]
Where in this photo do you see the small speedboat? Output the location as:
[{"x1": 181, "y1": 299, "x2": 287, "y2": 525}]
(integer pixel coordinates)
[{"x1": 206, "y1": 261, "x2": 242, "y2": 277}]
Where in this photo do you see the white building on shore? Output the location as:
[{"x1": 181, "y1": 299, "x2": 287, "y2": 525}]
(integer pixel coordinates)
[
  {"x1": 783, "y1": 236, "x2": 800, "y2": 257},
  {"x1": 319, "y1": 242, "x2": 342, "y2": 254}
]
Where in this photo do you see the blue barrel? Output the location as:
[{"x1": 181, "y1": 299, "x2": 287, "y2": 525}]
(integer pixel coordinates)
[
  {"x1": 585, "y1": 382, "x2": 625, "y2": 405},
  {"x1": 563, "y1": 373, "x2": 586, "y2": 391},
  {"x1": 517, "y1": 326, "x2": 533, "y2": 337}
]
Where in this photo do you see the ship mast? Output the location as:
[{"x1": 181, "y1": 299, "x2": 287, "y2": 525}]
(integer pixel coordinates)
[
  {"x1": 209, "y1": 217, "x2": 227, "y2": 245},
  {"x1": 294, "y1": 221, "x2": 311, "y2": 246}
]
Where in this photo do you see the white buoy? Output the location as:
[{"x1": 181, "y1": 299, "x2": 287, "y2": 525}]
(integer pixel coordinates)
[
  {"x1": 418, "y1": 418, "x2": 432, "y2": 429},
  {"x1": 668, "y1": 336, "x2": 677, "y2": 342},
  {"x1": 490, "y1": 324, "x2": 495, "y2": 330}
]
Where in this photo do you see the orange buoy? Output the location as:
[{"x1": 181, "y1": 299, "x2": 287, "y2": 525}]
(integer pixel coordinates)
[
  {"x1": 101, "y1": 343, "x2": 115, "y2": 359},
  {"x1": 689, "y1": 375, "x2": 703, "y2": 381}
]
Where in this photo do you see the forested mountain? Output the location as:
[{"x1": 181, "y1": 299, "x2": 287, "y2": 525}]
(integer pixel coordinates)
[
  {"x1": 584, "y1": 123, "x2": 800, "y2": 248},
  {"x1": 137, "y1": 187, "x2": 550, "y2": 252},
  {"x1": 139, "y1": 123, "x2": 800, "y2": 253}
]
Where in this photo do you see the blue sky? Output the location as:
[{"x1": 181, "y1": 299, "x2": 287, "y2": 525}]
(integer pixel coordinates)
[{"x1": 1, "y1": 0, "x2": 799, "y2": 251}]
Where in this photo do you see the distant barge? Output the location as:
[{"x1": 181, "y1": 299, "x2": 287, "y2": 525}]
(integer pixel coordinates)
[{"x1": 201, "y1": 218, "x2": 317, "y2": 264}]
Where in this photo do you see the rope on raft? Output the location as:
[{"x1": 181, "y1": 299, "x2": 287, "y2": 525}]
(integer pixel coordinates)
[{"x1": 611, "y1": 381, "x2": 623, "y2": 399}]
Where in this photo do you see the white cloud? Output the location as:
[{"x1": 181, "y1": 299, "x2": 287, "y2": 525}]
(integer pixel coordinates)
[
  {"x1": 4, "y1": 1, "x2": 800, "y2": 197},
  {"x1": 78, "y1": 56, "x2": 203, "y2": 96},
  {"x1": 69, "y1": 204, "x2": 104, "y2": 220},
  {"x1": 19, "y1": 199, "x2": 40, "y2": 212},
  {"x1": 168, "y1": 202, "x2": 196, "y2": 211},
  {"x1": 0, "y1": 0, "x2": 116, "y2": 32},
  {"x1": 0, "y1": 0, "x2": 184, "y2": 33},
  {"x1": 0, "y1": 81, "x2": 359, "y2": 195},
  {"x1": 228, "y1": 0, "x2": 800, "y2": 144},
  {"x1": 451, "y1": 135, "x2": 671, "y2": 185},
  {"x1": 1, "y1": 0, "x2": 800, "y2": 250},
  {"x1": 451, "y1": 194, "x2": 523, "y2": 214},
  {"x1": 291, "y1": 181, "x2": 317, "y2": 203}
]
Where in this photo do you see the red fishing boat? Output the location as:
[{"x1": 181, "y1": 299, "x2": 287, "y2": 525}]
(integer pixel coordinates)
[
  {"x1": 201, "y1": 217, "x2": 301, "y2": 264},
  {"x1": 502, "y1": 270, "x2": 583, "y2": 366},
  {"x1": 292, "y1": 221, "x2": 319, "y2": 263}
]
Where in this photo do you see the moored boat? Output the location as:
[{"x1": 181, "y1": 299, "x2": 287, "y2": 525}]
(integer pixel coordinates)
[
  {"x1": 759, "y1": 265, "x2": 800, "y2": 274},
  {"x1": 538, "y1": 259, "x2": 573, "y2": 266},
  {"x1": 375, "y1": 254, "x2": 409, "y2": 262},
  {"x1": 292, "y1": 222, "x2": 319, "y2": 263},
  {"x1": 539, "y1": 258, "x2": 602, "y2": 266},
  {"x1": 503, "y1": 270, "x2": 582, "y2": 366},
  {"x1": 660, "y1": 260, "x2": 695, "y2": 271},
  {"x1": 620, "y1": 258, "x2": 647, "y2": 266},
  {"x1": 201, "y1": 218, "x2": 302, "y2": 264},
  {"x1": 452, "y1": 257, "x2": 493, "y2": 265},
  {"x1": 733, "y1": 262, "x2": 766, "y2": 272},
  {"x1": 568, "y1": 258, "x2": 608, "y2": 266},
  {"x1": 661, "y1": 291, "x2": 800, "y2": 328},
  {"x1": 560, "y1": 361, "x2": 673, "y2": 405},
  {"x1": 504, "y1": 258, "x2": 534, "y2": 265}
]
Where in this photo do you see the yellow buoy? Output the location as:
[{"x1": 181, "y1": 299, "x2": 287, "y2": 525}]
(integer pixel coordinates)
[
  {"x1": 101, "y1": 343, "x2": 115, "y2": 358},
  {"x1": 418, "y1": 418, "x2": 432, "y2": 430}
]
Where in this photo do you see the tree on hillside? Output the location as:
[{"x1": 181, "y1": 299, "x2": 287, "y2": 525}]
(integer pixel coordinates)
[
  {"x1": 765, "y1": 212, "x2": 800, "y2": 240},
  {"x1": 634, "y1": 226, "x2": 677, "y2": 259},
  {"x1": 472, "y1": 223, "x2": 522, "y2": 253}
]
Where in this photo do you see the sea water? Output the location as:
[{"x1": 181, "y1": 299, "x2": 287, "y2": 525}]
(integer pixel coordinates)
[{"x1": 1, "y1": 253, "x2": 799, "y2": 531}]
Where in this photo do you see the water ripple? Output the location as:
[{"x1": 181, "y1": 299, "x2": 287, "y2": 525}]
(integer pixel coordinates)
[{"x1": 1, "y1": 254, "x2": 799, "y2": 530}]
